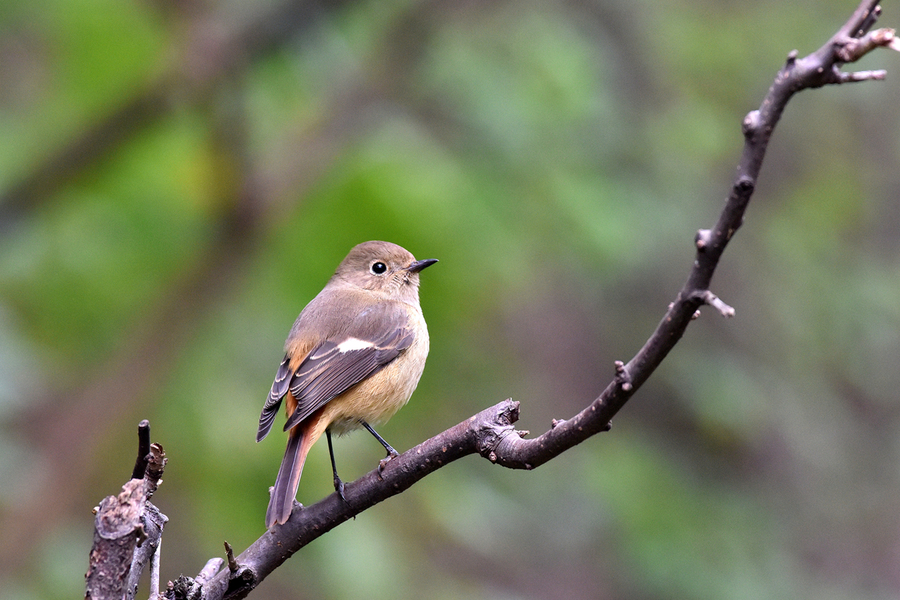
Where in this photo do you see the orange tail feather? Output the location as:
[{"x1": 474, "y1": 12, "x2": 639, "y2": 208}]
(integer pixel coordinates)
[{"x1": 266, "y1": 425, "x2": 316, "y2": 528}]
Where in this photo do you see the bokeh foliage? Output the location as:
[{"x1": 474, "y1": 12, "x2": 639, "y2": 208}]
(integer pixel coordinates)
[{"x1": 1, "y1": 0, "x2": 899, "y2": 599}]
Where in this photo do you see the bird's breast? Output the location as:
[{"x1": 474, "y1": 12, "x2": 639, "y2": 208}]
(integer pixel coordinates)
[{"x1": 325, "y1": 312, "x2": 429, "y2": 435}]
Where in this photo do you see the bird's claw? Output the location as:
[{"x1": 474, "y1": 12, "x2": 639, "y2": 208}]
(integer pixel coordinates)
[
  {"x1": 377, "y1": 449, "x2": 399, "y2": 478},
  {"x1": 334, "y1": 475, "x2": 347, "y2": 503}
]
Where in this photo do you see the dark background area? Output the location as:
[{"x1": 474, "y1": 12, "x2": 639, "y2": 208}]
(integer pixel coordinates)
[{"x1": 1, "y1": 0, "x2": 900, "y2": 598}]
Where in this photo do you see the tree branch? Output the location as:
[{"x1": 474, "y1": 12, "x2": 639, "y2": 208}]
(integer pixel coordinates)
[
  {"x1": 85, "y1": 422, "x2": 168, "y2": 600},
  {"x1": 143, "y1": 2, "x2": 893, "y2": 598}
]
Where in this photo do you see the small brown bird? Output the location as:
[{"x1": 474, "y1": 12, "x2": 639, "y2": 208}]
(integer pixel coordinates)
[{"x1": 257, "y1": 241, "x2": 437, "y2": 528}]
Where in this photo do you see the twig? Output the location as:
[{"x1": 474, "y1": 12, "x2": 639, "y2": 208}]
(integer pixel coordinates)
[
  {"x1": 132, "y1": 420, "x2": 152, "y2": 480},
  {"x1": 150, "y1": 539, "x2": 162, "y2": 599}
]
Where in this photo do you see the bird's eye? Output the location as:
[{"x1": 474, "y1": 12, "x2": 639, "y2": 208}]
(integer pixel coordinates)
[{"x1": 370, "y1": 261, "x2": 388, "y2": 275}]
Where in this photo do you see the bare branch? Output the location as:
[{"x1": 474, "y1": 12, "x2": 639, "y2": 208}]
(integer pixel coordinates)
[
  {"x1": 86, "y1": 423, "x2": 168, "y2": 600},
  {"x1": 131, "y1": 420, "x2": 152, "y2": 481},
  {"x1": 200, "y1": 402, "x2": 518, "y2": 599}
]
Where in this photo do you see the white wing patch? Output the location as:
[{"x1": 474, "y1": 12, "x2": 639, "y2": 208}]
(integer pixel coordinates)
[{"x1": 337, "y1": 337, "x2": 375, "y2": 352}]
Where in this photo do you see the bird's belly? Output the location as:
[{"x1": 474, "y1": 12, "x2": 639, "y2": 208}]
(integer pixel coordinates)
[{"x1": 325, "y1": 327, "x2": 429, "y2": 435}]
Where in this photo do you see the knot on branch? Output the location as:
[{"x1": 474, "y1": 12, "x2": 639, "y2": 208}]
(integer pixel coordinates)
[
  {"x1": 735, "y1": 176, "x2": 755, "y2": 194},
  {"x1": 475, "y1": 400, "x2": 521, "y2": 463},
  {"x1": 742, "y1": 110, "x2": 761, "y2": 137},
  {"x1": 785, "y1": 49, "x2": 799, "y2": 67},
  {"x1": 613, "y1": 360, "x2": 633, "y2": 393},
  {"x1": 227, "y1": 565, "x2": 257, "y2": 594},
  {"x1": 695, "y1": 229, "x2": 713, "y2": 251}
]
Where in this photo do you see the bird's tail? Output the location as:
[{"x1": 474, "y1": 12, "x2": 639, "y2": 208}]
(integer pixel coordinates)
[{"x1": 266, "y1": 425, "x2": 315, "y2": 528}]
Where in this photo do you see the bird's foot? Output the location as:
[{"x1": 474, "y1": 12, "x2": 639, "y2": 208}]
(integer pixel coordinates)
[
  {"x1": 333, "y1": 475, "x2": 347, "y2": 503},
  {"x1": 377, "y1": 448, "x2": 400, "y2": 478}
]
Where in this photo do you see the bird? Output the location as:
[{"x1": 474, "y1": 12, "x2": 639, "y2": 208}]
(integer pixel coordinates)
[{"x1": 257, "y1": 240, "x2": 437, "y2": 528}]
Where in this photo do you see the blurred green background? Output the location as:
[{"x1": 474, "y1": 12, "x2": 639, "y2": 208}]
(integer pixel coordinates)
[{"x1": 2, "y1": 0, "x2": 900, "y2": 598}]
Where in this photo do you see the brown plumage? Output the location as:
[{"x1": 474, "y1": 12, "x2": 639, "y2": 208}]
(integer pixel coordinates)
[{"x1": 257, "y1": 241, "x2": 437, "y2": 528}]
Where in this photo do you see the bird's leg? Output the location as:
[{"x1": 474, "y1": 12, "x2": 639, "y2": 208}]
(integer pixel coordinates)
[
  {"x1": 360, "y1": 420, "x2": 399, "y2": 476},
  {"x1": 325, "y1": 429, "x2": 347, "y2": 502}
]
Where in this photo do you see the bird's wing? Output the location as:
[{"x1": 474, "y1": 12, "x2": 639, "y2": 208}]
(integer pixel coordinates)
[
  {"x1": 257, "y1": 354, "x2": 293, "y2": 442},
  {"x1": 281, "y1": 301, "x2": 414, "y2": 432}
]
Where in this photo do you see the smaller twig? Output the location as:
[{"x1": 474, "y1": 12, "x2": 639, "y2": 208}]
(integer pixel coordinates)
[
  {"x1": 224, "y1": 542, "x2": 238, "y2": 574},
  {"x1": 837, "y1": 27, "x2": 897, "y2": 62},
  {"x1": 698, "y1": 290, "x2": 736, "y2": 318},
  {"x1": 150, "y1": 539, "x2": 162, "y2": 599},
  {"x1": 855, "y1": 3, "x2": 882, "y2": 36},
  {"x1": 838, "y1": 69, "x2": 888, "y2": 82},
  {"x1": 214, "y1": 540, "x2": 258, "y2": 598},
  {"x1": 839, "y1": 0, "x2": 882, "y2": 40},
  {"x1": 132, "y1": 420, "x2": 152, "y2": 480}
]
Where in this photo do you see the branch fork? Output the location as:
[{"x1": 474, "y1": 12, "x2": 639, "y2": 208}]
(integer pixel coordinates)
[{"x1": 836, "y1": 27, "x2": 899, "y2": 62}]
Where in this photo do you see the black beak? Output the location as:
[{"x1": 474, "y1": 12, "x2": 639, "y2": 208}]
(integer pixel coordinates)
[{"x1": 407, "y1": 258, "x2": 438, "y2": 273}]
